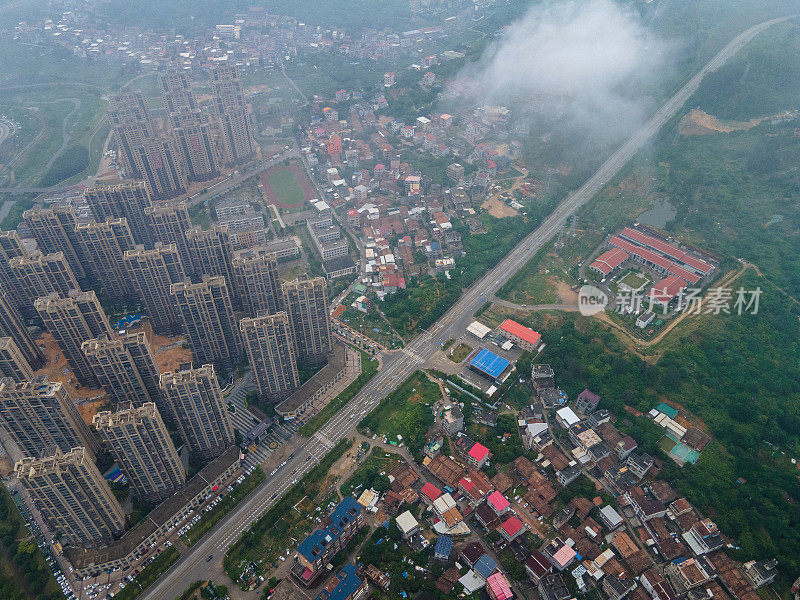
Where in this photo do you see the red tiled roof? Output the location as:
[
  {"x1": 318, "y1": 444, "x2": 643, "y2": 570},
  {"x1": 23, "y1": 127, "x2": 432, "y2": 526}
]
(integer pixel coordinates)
[
  {"x1": 468, "y1": 442, "x2": 490, "y2": 462},
  {"x1": 499, "y1": 319, "x2": 542, "y2": 346},
  {"x1": 620, "y1": 228, "x2": 712, "y2": 274},
  {"x1": 590, "y1": 248, "x2": 629, "y2": 275},
  {"x1": 421, "y1": 482, "x2": 442, "y2": 501},
  {"x1": 487, "y1": 491, "x2": 510, "y2": 512},
  {"x1": 648, "y1": 275, "x2": 688, "y2": 304},
  {"x1": 501, "y1": 516, "x2": 523, "y2": 537},
  {"x1": 609, "y1": 236, "x2": 701, "y2": 284},
  {"x1": 487, "y1": 572, "x2": 514, "y2": 600}
]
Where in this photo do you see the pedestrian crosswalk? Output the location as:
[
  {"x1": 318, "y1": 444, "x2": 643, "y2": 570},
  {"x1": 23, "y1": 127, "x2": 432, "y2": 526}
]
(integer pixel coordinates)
[{"x1": 225, "y1": 376, "x2": 299, "y2": 468}]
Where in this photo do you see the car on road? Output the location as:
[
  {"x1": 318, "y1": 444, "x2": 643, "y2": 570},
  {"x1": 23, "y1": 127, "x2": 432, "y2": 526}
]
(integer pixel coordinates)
[{"x1": 206, "y1": 555, "x2": 214, "y2": 563}]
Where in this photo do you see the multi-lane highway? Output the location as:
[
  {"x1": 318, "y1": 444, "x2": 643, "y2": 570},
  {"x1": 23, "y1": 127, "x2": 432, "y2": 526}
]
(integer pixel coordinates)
[
  {"x1": 141, "y1": 15, "x2": 796, "y2": 600},
  {"x1": 0, "y1": 140, "x2": 299, "y2": 197}
]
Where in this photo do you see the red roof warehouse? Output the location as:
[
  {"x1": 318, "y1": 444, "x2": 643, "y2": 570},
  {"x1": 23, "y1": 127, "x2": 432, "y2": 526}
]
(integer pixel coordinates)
[
  {"x1": 590, "y1": 248, "x2": 629, "y2": 276},
  {"x1": 648, "y1": 275, "x2": 689, "y2": 306},
  {"x1": 609, "y1": 236, "x2": 701, "y2": 284},
  {"x1": 499, "y1": 319, "x2": 542, "y2": 351},
  {"x1": 620, "y1": 228, "x2": 712, "y2": 274}
]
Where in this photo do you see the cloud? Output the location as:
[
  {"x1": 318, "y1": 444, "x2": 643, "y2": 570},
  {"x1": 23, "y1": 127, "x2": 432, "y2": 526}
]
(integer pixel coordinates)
[{"x1": 449, "y1": 0, "x2": 672, "y2": 141}]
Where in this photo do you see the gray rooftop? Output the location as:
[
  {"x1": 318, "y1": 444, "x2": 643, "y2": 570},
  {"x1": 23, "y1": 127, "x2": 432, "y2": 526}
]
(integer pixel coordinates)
[{"x1": 275, "y1": 342, "x2": 347, "y2": 415}]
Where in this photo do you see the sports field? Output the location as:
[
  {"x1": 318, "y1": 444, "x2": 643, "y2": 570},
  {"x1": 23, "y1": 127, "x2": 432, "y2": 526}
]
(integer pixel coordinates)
[
  {"x1": 617, "y1": 270, "x2": 650, "y2": 291},
  {"x1": 261, "y1": 165, "x2": 313, "y2": 209}
]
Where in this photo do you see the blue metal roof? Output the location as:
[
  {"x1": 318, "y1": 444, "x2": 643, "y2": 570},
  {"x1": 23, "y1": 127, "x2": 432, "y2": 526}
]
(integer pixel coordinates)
[
  {"x1": 314, "y1": 563, "x2": 363, "y2": 600},
  {"x1": 474, "y1": 553, "x2": 499, "y2": 578},
  {"x1": 469, "y1": 348, "x2": 510, "y2": 379},
  {"x1": 435, "y1": 535, "x2": 453, "y2": 558},
  {"x1": 297, "y1": 497, "x2": 362, "y2": 562}
]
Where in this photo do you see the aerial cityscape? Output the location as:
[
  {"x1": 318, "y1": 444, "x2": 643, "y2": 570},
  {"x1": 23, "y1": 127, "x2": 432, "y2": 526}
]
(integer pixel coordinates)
[{"x1": 0, "y1": 1, "x2": 798, "y2": 600}]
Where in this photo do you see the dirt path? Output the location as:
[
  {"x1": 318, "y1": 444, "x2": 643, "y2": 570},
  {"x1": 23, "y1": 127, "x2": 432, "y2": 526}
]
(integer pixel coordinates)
[
  {"x1": 481, "y1": 164, "x2": 529, "y2": 218},
  {"x1": 596, "y1": 263, "x2": 752, "y2": 361}
]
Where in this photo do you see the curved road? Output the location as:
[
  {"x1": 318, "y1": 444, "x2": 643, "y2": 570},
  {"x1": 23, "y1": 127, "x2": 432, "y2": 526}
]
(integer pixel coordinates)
[
  {"x1": 0, "y1": 122, "x2": 11, "y2": 148},
  {"x1": 40, "y1": 98, "x2": 81, "y2": 174},
  {"x1": 140, "y1": 14, "x2": 797, "y2": 600}
]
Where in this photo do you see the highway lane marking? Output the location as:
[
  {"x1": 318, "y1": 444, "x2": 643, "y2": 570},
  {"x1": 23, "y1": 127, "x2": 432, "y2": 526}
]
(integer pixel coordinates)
[{"x1": 143, "y1": 18, "x2": 797, "y2": 599}]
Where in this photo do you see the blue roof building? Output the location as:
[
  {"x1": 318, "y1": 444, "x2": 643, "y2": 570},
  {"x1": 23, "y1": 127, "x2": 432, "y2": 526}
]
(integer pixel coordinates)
[
  {"x1": 434, "y1": 535, "x2": 453, "y2": 560},
  {"x1": 474, "y1": 553, "x2": 499, "y2": 579},
  {"x1": 468, "y1": 348, "x2": 511, "y2": 381},
  {"x1": 294, "y1": 497, "x2": 364, "y2": 586},
  {"x1": 314, "y1": 563, "x2": 366, "y2": 600}
]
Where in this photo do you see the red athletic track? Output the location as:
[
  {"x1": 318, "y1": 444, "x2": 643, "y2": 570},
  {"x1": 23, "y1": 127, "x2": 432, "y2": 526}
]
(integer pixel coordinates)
[{"x1": 261, "y1": 165, "x2": 314, "y2": 208}]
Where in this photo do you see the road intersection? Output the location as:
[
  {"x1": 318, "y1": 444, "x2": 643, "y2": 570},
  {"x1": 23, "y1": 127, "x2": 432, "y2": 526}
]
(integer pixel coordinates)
[{"x1": 140, "y1": 15, "x2": 796, "y2": 600}]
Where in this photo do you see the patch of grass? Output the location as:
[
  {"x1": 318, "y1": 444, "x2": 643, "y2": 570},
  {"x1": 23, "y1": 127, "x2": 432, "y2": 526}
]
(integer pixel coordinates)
[
  {"x1": 447, "y1": 343, "x2": 472, "y2": 363},
  {"x1": 339, "y1": 448, "x2": 399, "y2": 498},
  {"x1": 0, "y1": 487, "x2": 65, "y2": 600},
  {"x1": 115, "y1": 546, "x2": 180, "y2": 600},
  {"x1": 0, "y1": 193, "x2": 36, "y2": 230},
  {"x1": 181, "y1": 468, "x2": 266, "y2": 546},
  {"x1": 267, "y1": 169, "x2": 306, "y2": 207},
  {"x1": 39, "y1": 144, "x2": 89, "y2": 186},
  {"x1": 174, "y1": 580, "x2": 206, "y2": 600},
  {"x1": 358, "y1": 371, "x2": 437, "y2": 460},
  {"x1": 616, "y1": 270, "x2": 651, "y2": 291},
  {"x1": 187, "y1": 202, "x2": 210, "y2": 229},
  {"x1": 338, "y1": 297, "x2": 403, "y2": 349},
  {"x1": 382, "y1": 275, "x2": 461, "y2": 339},
  {"x1": 299, "y1": 350, "x2": 377, "y2": 437}
]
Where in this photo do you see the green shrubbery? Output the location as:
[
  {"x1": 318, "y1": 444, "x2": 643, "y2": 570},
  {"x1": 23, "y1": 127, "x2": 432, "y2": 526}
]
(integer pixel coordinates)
[{"x1": 39, "y1": 145, "x2": 89, "y2": 186}]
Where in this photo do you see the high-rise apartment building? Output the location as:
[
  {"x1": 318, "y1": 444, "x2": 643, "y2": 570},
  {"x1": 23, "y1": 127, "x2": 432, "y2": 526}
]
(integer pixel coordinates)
[
  {"x1": 145, "y1": 202, "x2": 193, "y2": 273},
  {"x1": 0, "y1": 231, "x2": 28, "y2": 308},
  {"x1": 0, "y1": 376, "x2": 97, "y2": 458},
  {"x1": 0, "y1": 286, "x2": 45, "y2": 369},
  {"x1": 185, "y1": 225, "x2": 235, "y2": 285},
  {"x1": 108, "y1": 90, "x2": 156, "y2": 179},
  {"x1": 35, "y1": 290, "x2": 113, "y2": 388},
  {"x1": 210, "y1": 65, "x2": 255, "y2": 165},
  {"x1": 15, "y1": 447, "x2": 125, "y2": 547},
  {"x1": 82, "y1": 336, "x2": 159, "y2": 409},
  {"x1": 119, "y1": 331, "x2": 163, "y2": 413},
  {"x1": 94, "y1": 403, "x2": 185, "y2": 502},
  {"x1": 159, "y1": 69, "x2": 219, "y2": 182},
  {"x1": 10, "y1": 252, "x2": 80, "y2": 308},
  {"x1": 158, "y1": 69, "x2": 198, "y2": 114},
  {"x1": 123, "y1": 243, "x2": 185, "y2": 335},
  {"x1": 171, "y1": 276, "x2": 241, "y2": 371},
  {"x1": 282, "y1": 276, "x2": 333, "y2": 363},
  {"x1": 0, "y1": 337, "x2": 34, "y2": 382},
  {"x1": 132, "y1": 137, "x2": 188, "y2": 201},
  {"x1": 232, "y1": 251, "x2": 282, "y2": 316},
  {"x1": 75, "y1": 218, "x2": 136, "y2": 300},
  {"x1": 240, "y1": 313, "x2": 299, "y2": 401},
  {"x1": 84, "y1": 183, "x2": 153, "y2": 247},
  {"x1": 171, "y1": 110, "x2": 219, "y2": 182},
  {"x1": 23, "y1": 205, "x2": 88, "y2": 284},
  {"x1": 159, "y1": 365, "x2": 234, "y2": 460}
]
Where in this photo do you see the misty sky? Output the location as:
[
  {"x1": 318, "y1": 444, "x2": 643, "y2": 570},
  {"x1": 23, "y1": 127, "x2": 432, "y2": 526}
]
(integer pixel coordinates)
[{"x1": 452, "y1": 0, "x2": 673, "y2": 140}]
